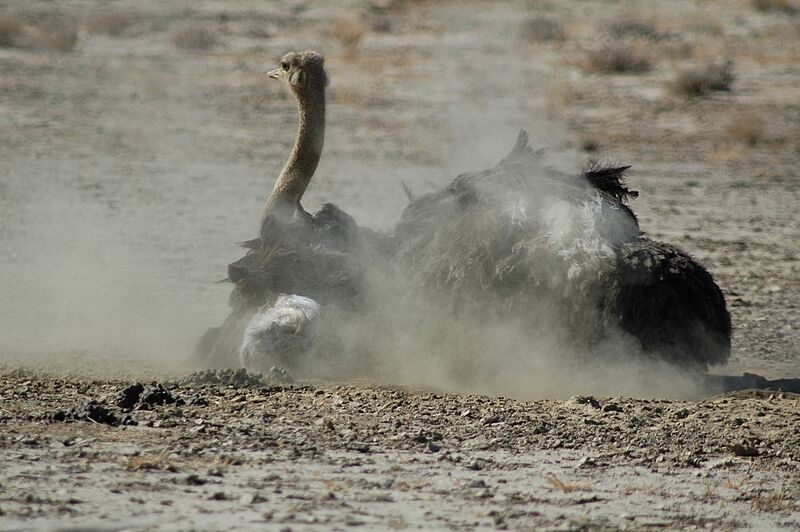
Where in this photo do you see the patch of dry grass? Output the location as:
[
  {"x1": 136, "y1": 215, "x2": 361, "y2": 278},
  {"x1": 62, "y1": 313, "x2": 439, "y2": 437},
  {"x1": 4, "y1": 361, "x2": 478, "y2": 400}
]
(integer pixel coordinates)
[
  {"x1": 661, "y1": 41, "x2": 694, "y2": 60},
  {"x1": 751, "y1": 0, "x2": 798, "y2": 13},
  {"x1": 386, "y1": 0, "x2": 428, "y2": 12},
  {"x1": 330, "y1": 16, "x2": 367, "y2": 57},
  {"x1": 709, "y1": 145, "x2": 744, "y2": 161},
  {"x1": 545, "y1": 475, "x2": 592, "y2": 493},
  {"x1": 606, "y1": 19, "x2": 663, "y2": 40},
  {"x1": 521, "y1": 16, "x2": 565, "y2": 43},
  {"x1": 38, "y1": 18, "x2": 79, "y2": 52},
  {"x1": 726, "y1": 111, "x2": 766, "y2": 145},
  {"x1": 672, "y1": 61, "x2": 734, "y2": 96},
  {"x1": 0, "y1": 15, "x2": 24, "y2": 47},
  {"x1": 584, "y1": 45, "x2": 651, "y2": 74},
  {"x1": 88, "y1": 12, "x2": 131, "y2": 36},
  {"x1": 689, "y1": 19, "x2": 724, "y2": 36},
  {"x1": 752, "y1": 490, "x2": 793, "y2": 512},
  {"x1": 171, "y1": 26, "x2": 217, "y2": 50}
]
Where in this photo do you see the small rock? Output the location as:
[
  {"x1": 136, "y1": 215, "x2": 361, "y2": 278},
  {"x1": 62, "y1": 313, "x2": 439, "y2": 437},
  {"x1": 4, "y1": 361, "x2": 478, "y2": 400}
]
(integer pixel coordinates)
[
  {"x1": 564, "y1": 396, "x2": 601, "y2": 409},
  {"x1": 268, "y1": 366, "x2": 294, "y2": 384},
  {"x1": 729, "y1": 444, "x2": 759, "y2": 457},
  {"x1": 116, "y1": 383, "x2": 144, "y2": 409},
  {"x1": 466, "y1": 459, "x2": 486, "y2": 471},
  {"x1": 672, "y1": 408, "x2": 690, "y2": 420},
  {"x1": 47, "y1": 401, "x2": 119, "y2": 426},
  {"x1": 138, "y1": 383, "x2": 180, "y2": 408},
  {"x1": 188, "y1": 395, "x2": 208, "y2": 407},
  {"x1": 481, "y1": 414, "x2": 502, "y2": 425},
  {"x1": 208, "y1": 466, "x2": 225, "y2": 477},
  {"x1": 347, "y1": 442, "x2": 371, "y2": 453},
  {"x1": 239, "y1": 492, "x2": 266, "y2": 505},
  {"x1": 185, "y1": 474, "x2": 207, "y2": 485}
]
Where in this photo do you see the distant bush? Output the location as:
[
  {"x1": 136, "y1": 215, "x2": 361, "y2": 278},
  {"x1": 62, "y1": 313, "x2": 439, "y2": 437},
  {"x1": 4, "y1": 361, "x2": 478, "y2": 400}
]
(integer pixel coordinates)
[
  {"x1": 606, "y1": 19, "x2": 663, "y2": 40},
  {"x1": 172, "y1": 26, "x2": 217, "y2": 50},
  {"x1": 579, "y1": 136, "x2": 600, "y2": 152},
  {"x1": 751, "y1": 0, "x2": 798, "y2": 14},
  {"x1": 585, "y1": 45, "x2": 651, "y2": 74},
  {"x1": 39, "y1": 18, "x2": 79, "y2": 52},
  {"x1": 521, "y1": 16, "x2": 565, "y2": 43},
  {"x1": 672, "y1": 61, "x2": 734, "y2": 96},
  {"x1": 330, "y1": 16, "x2": 367, "y2": 57},
  {"x1": 244, "y1": 22, "x2": 271, "y2": 39},
  {"x1": 0, "y1": 16, "x2": 23, "y2": 47},
  {"x1": 88, "y1": 12, "x2": 131, "y2": 36}
]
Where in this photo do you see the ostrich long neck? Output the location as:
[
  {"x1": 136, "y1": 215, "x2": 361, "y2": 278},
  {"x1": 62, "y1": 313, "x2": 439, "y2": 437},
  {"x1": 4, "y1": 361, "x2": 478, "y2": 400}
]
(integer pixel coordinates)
[{"x1": 260, "y1": 88, "x2": 326, "y2": 226}]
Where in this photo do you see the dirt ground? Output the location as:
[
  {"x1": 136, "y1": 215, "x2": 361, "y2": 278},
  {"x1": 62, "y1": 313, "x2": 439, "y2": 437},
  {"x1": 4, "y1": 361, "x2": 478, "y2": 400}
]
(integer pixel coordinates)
[{"x1": 1, "y1": 0, "x2": 799, "y2": 529}]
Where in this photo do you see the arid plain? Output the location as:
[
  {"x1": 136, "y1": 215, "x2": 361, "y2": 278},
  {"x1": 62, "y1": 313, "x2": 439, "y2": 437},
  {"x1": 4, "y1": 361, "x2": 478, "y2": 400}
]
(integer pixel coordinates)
[{"x1": 1, "y1": 0, "x2": 799, "y2": 529}]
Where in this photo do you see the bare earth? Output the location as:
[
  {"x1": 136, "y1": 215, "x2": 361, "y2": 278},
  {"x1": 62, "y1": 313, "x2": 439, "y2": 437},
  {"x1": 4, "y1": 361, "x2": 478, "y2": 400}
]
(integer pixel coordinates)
[{"x1": 1, "y1": 0, "x2": 799, "y2": 530}]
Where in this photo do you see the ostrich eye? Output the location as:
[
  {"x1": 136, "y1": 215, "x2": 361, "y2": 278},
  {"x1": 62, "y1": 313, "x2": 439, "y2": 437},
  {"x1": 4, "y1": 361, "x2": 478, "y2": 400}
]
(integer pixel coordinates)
[{"x1": 281, "y1": 61, "x2": 289, "y2": 71}]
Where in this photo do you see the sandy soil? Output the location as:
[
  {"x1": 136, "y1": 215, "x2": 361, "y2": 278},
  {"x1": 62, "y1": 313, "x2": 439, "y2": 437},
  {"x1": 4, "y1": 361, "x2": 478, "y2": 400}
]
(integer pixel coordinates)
[
  {"x1": 1, "y1": 370, "x2": 799, "y2": 530},
  {"x1": 1, "y1": 0, "x2": 799, "y2": 529}
]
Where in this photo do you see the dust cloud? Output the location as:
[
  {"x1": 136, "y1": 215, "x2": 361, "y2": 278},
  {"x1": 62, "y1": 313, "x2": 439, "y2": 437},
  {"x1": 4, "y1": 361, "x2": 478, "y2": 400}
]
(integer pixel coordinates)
[
  {"x1": 0, "y1": 3, "x2": 711, "y2": 399},
  {"x1": 0, "y1": 183, "x2": 215, "y2": 376},
  {"x1": 296, "y1": 22, "x2": 710, "y2": 400},
  {"x1": 306, "y1": 157, "x2": 710, "y2": 401}
]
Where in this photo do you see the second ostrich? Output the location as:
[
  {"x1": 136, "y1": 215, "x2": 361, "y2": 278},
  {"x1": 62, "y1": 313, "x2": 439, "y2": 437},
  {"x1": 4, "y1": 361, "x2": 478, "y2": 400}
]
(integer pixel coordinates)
[{"x1": 200, "y1": 50, "x2": 732, "y2": 377}]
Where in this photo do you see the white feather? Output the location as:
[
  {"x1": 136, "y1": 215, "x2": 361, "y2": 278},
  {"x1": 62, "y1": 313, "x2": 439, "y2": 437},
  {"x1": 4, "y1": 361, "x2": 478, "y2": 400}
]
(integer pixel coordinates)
[{"x1": 239, "y1": 294, "x2": 321, "y2": 371}]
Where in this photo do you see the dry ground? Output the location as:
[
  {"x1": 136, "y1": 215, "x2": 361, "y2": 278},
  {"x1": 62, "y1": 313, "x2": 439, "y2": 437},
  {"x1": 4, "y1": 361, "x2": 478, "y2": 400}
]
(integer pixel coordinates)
[{"x1": 1, "y1": 0, "x2": 799, "y2": 529}]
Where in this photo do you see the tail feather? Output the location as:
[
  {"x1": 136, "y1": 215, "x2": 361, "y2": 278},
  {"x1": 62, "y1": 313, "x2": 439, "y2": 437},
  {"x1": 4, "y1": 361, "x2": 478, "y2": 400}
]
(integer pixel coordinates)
[
  {"x1": 583, "y1": 162, "x2": 638, "y2": 202},
  {"x1": 401, "y1": 180, "x2": 415, "y2": 202},
  {"x1": 499, "y1": 129, "x2": 536, "y2": 164}
]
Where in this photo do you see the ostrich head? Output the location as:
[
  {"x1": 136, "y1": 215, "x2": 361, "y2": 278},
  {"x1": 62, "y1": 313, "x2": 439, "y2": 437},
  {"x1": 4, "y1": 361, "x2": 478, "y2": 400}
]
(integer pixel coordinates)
[{"x1": 268, "y1": 50, "x2": 328, "y2": 98}]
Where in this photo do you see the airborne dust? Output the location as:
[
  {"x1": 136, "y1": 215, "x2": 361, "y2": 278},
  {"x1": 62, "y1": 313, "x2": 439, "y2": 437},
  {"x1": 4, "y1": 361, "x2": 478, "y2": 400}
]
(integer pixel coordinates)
[{"x1": 0, "y1": 6, "x2": 716, "y2": 400}]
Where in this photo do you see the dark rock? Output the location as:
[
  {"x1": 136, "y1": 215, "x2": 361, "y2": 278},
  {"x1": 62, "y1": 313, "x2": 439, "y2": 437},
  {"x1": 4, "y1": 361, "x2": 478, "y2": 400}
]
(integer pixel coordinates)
[
  {"x1": 82, "y1": 402, "x2": 119, "y2": 425},
  {"x1": 47, "y1": 401, "x2": 119, "y2": 426},
  {"x1": 729, "y1": 443, "x2": 759, "y2": 457},
  {"x1": 188, "y1": 395, "x2": 208, "y2": 407},
  {"x1": 185, "y1": 474, "x2": 208, "y2": 485},
  {"x1": 116, "y1": 383, "x2": 144, "y2": 410},
  {"x1": 138, "y1": 383, "x2": 179, "y2": 408}
]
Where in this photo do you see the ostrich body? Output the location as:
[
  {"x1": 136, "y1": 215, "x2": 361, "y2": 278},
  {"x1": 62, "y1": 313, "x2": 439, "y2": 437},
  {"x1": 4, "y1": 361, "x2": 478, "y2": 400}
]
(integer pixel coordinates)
[
  {"x1": 393, "y1": 131, "x2": 731, "y2": 369},
  {"x1": 199, "y1": 50, "x2": 732, "y2": 376}
]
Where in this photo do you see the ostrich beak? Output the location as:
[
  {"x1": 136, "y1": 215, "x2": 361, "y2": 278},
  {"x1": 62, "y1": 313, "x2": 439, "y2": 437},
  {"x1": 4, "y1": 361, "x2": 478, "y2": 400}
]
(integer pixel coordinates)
[{"x1": 267, "y1": 68, "x2": 281, "y2": 80}]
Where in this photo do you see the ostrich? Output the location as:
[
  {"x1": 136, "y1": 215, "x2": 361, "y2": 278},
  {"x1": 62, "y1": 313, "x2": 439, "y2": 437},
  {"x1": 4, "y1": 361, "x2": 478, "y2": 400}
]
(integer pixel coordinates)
[
  {"x1": 393, "y1": 132, "x2": 731, "y2": 370},
  {"x1": 199, "y1": 49, "x2": 734, "y2": 378},
  {"x1": 198, "y1": 51, "x2": 372, "y2": 370}
]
